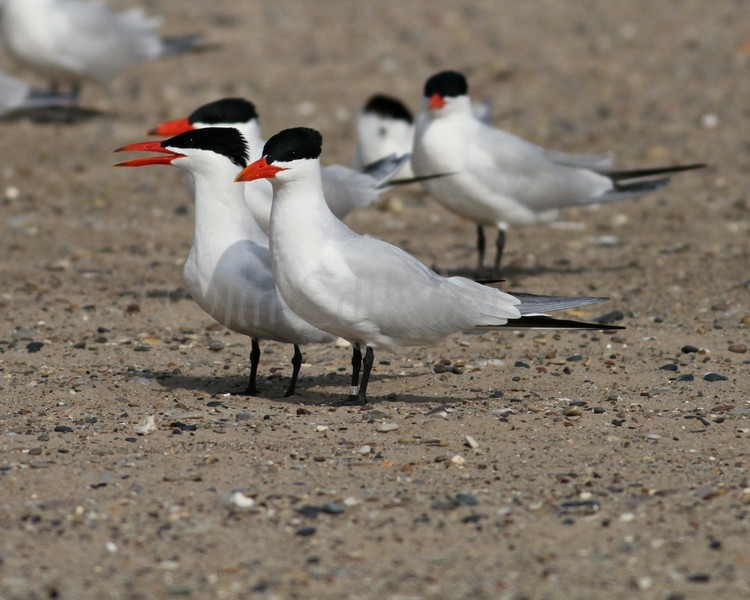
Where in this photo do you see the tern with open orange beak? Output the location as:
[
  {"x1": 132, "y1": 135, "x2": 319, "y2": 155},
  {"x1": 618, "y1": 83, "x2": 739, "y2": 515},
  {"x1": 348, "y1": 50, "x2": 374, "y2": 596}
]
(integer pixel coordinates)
[{"x1": 114, "y1": 128, "x2": 334, "y2": 397}]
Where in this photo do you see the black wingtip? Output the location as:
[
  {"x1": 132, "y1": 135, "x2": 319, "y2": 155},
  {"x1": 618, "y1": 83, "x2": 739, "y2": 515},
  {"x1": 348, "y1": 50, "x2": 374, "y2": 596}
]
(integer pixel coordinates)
[
  {"x1": 606, "y1": 163, "x2": 707, "y2": 182},
  {"x1": 384, "y1": 171, "x2": 459, "y2": 188},
  {"x1": 495, "y1": 316, "x2": 625, "y2": 330}
]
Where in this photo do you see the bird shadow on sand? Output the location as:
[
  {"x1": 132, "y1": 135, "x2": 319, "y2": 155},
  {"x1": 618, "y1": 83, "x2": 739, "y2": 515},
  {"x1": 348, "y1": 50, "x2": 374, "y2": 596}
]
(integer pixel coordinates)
[
  {"x1": 1, "y1": 105, "x2": 108, "y2": 124},
  {"x1": 127, "y1": 368, "x2": 443, "y2": 406}
]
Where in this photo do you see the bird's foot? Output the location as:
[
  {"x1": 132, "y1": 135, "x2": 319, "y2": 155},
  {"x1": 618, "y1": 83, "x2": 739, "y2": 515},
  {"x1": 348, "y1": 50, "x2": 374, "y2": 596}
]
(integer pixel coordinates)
[
  {"x1": 241, "y1": 384, "x2": 261, "y2": 397},
  {"x1": 335, "y1": 391, "x2": 368, "y2": 406}
]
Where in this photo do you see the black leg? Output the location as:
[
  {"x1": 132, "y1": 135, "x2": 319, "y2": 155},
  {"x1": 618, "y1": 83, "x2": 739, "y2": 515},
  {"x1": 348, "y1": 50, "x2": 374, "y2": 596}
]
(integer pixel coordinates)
[
  {"x1": 71, "y1": 81, "x2": 81, "y2": 102},
  {"x1": 476, "y1": 224, "x2": 486, "y2": 271},
  {"x1": 284, "y1": 344, "x2": 303, "y2": 397},
  {"x1": 242, "y1": 338, "x2": 261, "y2": 396},
  {"x1": 493, "y1": 228, "x2": 506, "y2": 274},
  {"x1": 355, "y1": 346, "x2": 375, "y2": 404},
  {"x1": 349, "y1": 344, "x2": 362, "y2": 401},
  {"x1": 336, "y1": 344, "x2": 362, "y2": 406}
]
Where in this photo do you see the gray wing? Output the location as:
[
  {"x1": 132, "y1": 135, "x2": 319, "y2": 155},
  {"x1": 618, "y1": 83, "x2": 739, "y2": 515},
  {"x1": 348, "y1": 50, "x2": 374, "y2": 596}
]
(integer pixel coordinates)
[{"x1": 329, "y1": 236, "x2": 521, "y2": 342}]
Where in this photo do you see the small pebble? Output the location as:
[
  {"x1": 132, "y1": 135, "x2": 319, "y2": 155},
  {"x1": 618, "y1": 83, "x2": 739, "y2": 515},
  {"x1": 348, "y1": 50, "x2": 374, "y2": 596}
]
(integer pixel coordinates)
[
  {"x1": 563, "y1": 406, "x2": 583, "y2": 417},
  {"x1": 207, "y1": 340, "x2": 225, "y2": 352},
  {"x1": 53, "y1": 425, "x2": 73, "y2": 433},
  {"x1": 595, "y1": 310, "x2": 625, "y2": 324},
  {"x1": 26, "y1": 342, "x2": 44, "y2": 353},
  {"x1": 133, "y1": 415, "x2": 157, "y2": 435},
  {"x1": 514, "y1": 360, "x2": 530, "y2": 368},
  {"x1": 375, "y1": 423, "x2": 399, "y2": 433},
  {"x1": 223, "y1": 491, "x2": 255, "y2": 510},
  {"x1": 703, "y1": 372, "x2": 728, "y2": 382},
  {"x1": 362, "y1": 410, "x2": 388, "y2": 421},
  {"x1": 357, "y1": 445, "x2": 372, "y2": 455},
  {"x1": 464, "y1": 435, "x2": 479, "y2": 449},
  {"x1": 296, "y1": 527, "x2": 316, "y2": 537},
  {"x1": 681, "y1": 344, "x2": 699, "y2": 354},
  {"x1": 699, "y1": 113, "x2": 719, "y2": 129},
  {"x1": 660, "y1": 364, "x2": 679, "y2": 371},
  {"x1": 451, "y1": 454, "x2": 466, "y2": 465},
  {"x1": 728, "y1": 344, "x2": 747, "y2": 354},
  {"x1": 397, "y1": 437, "x2": 418, "y2": 444},
  {"x1": 297, "y1": 505, "x2": 320, "y2": 518},
  {"x1": 678, "y1": 374, "x2": 694, "y2": 382},
  {"x1": 455, "y1": 493, "x2": 479, "y2": 506},
  {"x1": 13, "y1": 328, "x2": 36, "y2": 341},
  {"x1": 321, "y1": 502, "x2": 345, "y2": 515}
]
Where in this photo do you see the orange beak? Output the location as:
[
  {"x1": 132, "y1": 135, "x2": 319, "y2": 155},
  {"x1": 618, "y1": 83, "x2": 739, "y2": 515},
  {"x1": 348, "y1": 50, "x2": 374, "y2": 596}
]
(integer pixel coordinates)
[
  {"x1": 148, "y1": 117, "x2": 194, "y2": 137},
  {"x1": 234, "y1": 157, "x2": 287, "y2": 182},
  {"x1": 428, "y1": 93, "x2": 446, "y2": 110},
  {"x1": 112, "y1": 141, "x2": 185, "y2": 167}
]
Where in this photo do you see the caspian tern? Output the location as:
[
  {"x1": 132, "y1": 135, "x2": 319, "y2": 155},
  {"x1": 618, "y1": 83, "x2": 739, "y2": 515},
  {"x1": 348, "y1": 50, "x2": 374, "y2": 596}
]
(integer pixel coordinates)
[
  {"x1": 150, "y1": 98, "x2": 408, "y2": 233},
  {"x1": 354, "y1": 94, "x2": 416, "y2": 179},
  {"x1": 411, "y1": 70, "x2": 706, "y2": 273},
  {"x1": 0, "y1": 70, "x2": 76, "y2": 116},
  {"x1": 235, "y1": 127, "x2": 620, "y2": 405},
  {"x1": 0, "y1": 0, "x2": 203, "y2": 97},
  {"x1": 114, "y1": 128, "x2": 335, "y2": 397}
]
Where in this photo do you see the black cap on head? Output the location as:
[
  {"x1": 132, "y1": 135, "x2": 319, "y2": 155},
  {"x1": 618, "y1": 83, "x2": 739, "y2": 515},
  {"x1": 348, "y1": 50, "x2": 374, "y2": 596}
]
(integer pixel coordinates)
[
  {"x1": 363, "y1": 94, "x2": 413, "y2": 123},
  {"x1": 188, "y1": 98, "x2": 259, "y2": 126},
  {"x1": 164, "y1": 128, "x2": 249, "y2": 167},
  {"x1": 263, "y1": 128, "x2": 322, "y2": 164},
  {"x1": 424, "y1": 70, "x2": 468, "y2": 98}
]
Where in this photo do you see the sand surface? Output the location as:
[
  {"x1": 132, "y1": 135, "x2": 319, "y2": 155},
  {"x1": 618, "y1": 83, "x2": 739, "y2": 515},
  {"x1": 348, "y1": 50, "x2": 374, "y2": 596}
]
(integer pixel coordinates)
[{"x1": 1, "y1": 1, "x2": 749, "y2": 598}]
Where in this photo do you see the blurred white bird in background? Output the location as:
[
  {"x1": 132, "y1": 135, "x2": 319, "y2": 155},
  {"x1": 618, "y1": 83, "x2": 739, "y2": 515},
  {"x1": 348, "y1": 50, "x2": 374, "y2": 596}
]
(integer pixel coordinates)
[{"x1": 0, "y1": 0, "x2": 204, "y2": 99}]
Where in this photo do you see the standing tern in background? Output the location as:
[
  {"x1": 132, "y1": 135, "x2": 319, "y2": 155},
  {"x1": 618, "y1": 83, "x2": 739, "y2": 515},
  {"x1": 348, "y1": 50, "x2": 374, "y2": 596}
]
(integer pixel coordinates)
[
  {"x1": 0, "y1": 0, "x2": 204, "y2": 98},
  {"x1": 114, "y1": 128, "x2": 334, "y2": 397},
  {"x1": 354, "y1": 94, "x2": 416, "y2": 179},
  {"x1": 236, "y1": 127, "x2": 621, "y2": 405},
  {"x1": 0, "y1": 70, "x2": 76, "y2": 116},
  {"x1": 150, "y1": 98, "x2": 409, "y2": 233},
  {"x1": 411, "y1": 70, "x2": 706, "y2": 273}
]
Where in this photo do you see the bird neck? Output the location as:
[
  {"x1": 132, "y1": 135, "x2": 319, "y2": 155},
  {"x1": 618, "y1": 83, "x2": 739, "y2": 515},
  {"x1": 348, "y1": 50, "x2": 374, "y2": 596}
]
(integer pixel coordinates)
[
  {"x1": 237, "y1": 122, "x2": 264, "y2": 160},
  {"x1": 191, "y1": 166, "x2": 268, "y2": 248},
  {"x1": 269, "y1": 165, "x2": 342, "y2": 251}
]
